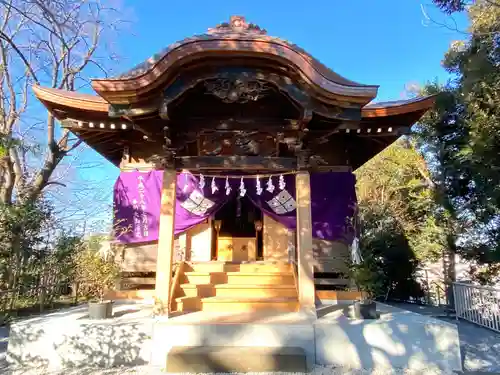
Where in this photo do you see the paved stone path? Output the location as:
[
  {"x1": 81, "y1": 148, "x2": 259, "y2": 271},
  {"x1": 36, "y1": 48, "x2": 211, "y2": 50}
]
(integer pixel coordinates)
[
  {"x1": 0, "y1": 325, "x2": 8, "y2": 370},
  {"x1": 0, "y1": 365, "x2": 459, "y2": 374},
  {"x1": 388, "y1": 302, "x2": 500, "y2": 373}
]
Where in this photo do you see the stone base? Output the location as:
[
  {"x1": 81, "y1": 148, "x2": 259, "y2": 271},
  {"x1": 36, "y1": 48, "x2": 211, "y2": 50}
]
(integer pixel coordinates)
[
  {"x1": 150, "y1": 317, "x2": 316, "y2": 371},
  {"x1": 166, "y1": 346, "x2": 307, "y2": 373},
  {"x1": 315, "y1": 303, "x2": 462, "y2": 373},
  {"x1": 6, "y1": 302, "x2": 462, "y2": 373}
]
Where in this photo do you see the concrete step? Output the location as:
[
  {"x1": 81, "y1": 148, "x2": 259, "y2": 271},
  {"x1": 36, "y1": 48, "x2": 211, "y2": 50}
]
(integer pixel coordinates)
[
  {"x1": 166, "y1": 346, "x2": 308, "y2": 373},
  {"x1": 200, "y1": 296, "x2": 298, "y2": 312}
]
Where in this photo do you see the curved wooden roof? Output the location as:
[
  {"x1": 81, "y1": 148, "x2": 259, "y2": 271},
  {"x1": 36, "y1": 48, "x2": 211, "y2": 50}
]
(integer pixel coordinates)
[
  {"x1": 361, "y1": 95, "x2": 436, "y2": 118},
  {"x1": 31, "y1": 16, "x2": 437, "y2": 169},
  {"x1": 91, "y1": 16, "x2": 379, "y2": 105},
  {"x1": 32, "y1": 85, "x2": 435, "y2": 121},
  {"x1": 32, "y1": 85, "x2": 109, "y2": 116}
]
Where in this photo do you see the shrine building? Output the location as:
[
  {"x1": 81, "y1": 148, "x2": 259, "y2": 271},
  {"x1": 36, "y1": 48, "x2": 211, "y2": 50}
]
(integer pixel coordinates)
[{"x1": 33, "y1": 16, "x2": 435, "y2": 317}]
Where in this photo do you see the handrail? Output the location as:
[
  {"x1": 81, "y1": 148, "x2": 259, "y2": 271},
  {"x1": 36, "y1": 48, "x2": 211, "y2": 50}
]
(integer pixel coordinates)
[
  {"x1": 291, "y1": 260, "x2": 299, "y2": 298},
  {"x1": 453, "y1": 282, "x2": 500, "y2": 292},
  {"x1": 453, "y1": 282, "x2": 500, "y2": 332},
  {"x1": 169, "y1": 261, "x2": 186, "y2": 312}
]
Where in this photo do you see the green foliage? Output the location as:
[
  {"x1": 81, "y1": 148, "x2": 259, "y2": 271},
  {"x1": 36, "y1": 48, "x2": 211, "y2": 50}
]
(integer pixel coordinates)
[
  {"x1": 356, "y1": 140, "x2": 446, "y2": 263},
  {"x1": 73, "y1": 246, "x2": 120, "y2": 301},
  {"x1": 0, "y1": 201, "x2": 53, "y2": 289},
  {"x1": 348, "y1": 253, "x2": 385, "y2": 301},
  {"x1": 416, "y1": 1, "x2": 500, "y2": 271},
  {"x1": 0, "y1": 199, "x2": 85, "y2": 316},
  {"x1": 432, "y1": 0, "x2": 467, "y2": 14},
  {"x1": 87, "y1": 234, "x2": 110, "y2": 252},
  {"x1": 0, "y1": 136, "x2": 22, "y2": 158},
  {"x1": 357, "y1": 207, "x2": 426, "y2": 301},
  {"x1": 355, "y1": 140, "x2": 445, "y2": 299}
]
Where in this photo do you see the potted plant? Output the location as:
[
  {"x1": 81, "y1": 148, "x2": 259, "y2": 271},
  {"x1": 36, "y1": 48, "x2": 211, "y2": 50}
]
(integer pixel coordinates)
[
  {"x1": 348, "y1": 254, "x2": 384, "y2": 319},
  {"x1": 73, "y1": 246, "x2": 120, "y2": 319}
]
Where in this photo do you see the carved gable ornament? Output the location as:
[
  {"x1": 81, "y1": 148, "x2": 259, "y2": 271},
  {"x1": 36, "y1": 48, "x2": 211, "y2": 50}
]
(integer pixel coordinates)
[{"x1": 207, "y1": 16, "x2": 267, "y2": 35}]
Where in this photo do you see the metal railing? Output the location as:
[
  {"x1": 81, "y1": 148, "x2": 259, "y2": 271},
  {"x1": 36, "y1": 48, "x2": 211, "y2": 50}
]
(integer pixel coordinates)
[
  {"x1": 453, "y1": 282, "x2": 500, "y2": 332},
  {"x1": 427, "y1": 281, "x2": 448, "y2": 307}
]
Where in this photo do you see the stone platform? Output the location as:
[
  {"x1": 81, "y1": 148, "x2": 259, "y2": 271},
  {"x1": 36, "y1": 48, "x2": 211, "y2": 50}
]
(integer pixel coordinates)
[{"x1": 6, "y1": 301, "x2": 462, "y2": 373}]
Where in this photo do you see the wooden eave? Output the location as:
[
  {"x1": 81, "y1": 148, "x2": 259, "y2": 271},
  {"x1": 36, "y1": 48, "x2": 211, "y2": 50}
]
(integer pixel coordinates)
[
  {"x1": 31, "y1": 84, "x2": 436, "y2": 170},
  {"x1": 33, "y1": 85, "x2": 436, "y2": 126},
  {"x1": 74, "y1": 129, "x2": 125, "y2": 165},
  {"x1": 361, "y1": 95, "x2": 436, "y2": 118},
  {"x1": 90, "y1": 36, "x2": 379, "y2": 105},
  {"x1": 32, "y1": 85, "x2": 109, "y2": 118}
]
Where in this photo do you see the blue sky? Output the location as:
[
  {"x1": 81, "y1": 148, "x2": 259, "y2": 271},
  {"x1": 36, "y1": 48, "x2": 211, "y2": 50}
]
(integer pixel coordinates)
[{"x1": 75, "y1": 0, "x2": 468, "y2": 230}]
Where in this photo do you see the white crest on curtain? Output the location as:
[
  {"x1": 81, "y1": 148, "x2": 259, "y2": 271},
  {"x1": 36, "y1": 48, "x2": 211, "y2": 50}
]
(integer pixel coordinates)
[
  {"x1": 266, "y1": 190, "x2": 296, "y2": 215},
  {"x1": 225, "y1": 176, "x2": 231, "y2": 196},
  {"x1": 199, "y1": 174, "x2": 205, "y2": 189},
  {"x1": 180, "y1": 189, "x2": 214, "y2": 216},
  {"x1": 256, "y1": 176, "x2": 263, "y2": 195},
  {"x1": 266, "y1": 176, "x2": 275, "y2": 193},
  {"x1": 211, "y1": 177, "x2": 219, "y2": 194},
  {"x1": 239, "y1": 177, "x2": 247, "y2": 197},
  {"x1": 350, "y1": 237, "x2": 363, "y2": 264},
  {"x1": 279, "y1": 174, "x2": 286, "y2": 190}
]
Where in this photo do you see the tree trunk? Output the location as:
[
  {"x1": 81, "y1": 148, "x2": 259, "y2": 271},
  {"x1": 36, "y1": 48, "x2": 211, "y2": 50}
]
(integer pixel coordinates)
[{"x1": 443, "y1": 235, "x2": 457, "y2": 308}]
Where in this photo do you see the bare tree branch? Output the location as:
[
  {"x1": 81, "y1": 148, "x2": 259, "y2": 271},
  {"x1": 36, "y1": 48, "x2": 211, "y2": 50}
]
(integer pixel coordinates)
[
  {"x1": 0, "y1": 0, "x2": 128, "y2": 207},
  {"x1": 0, "y1": 31, "x2": 40, "y2": 84}
]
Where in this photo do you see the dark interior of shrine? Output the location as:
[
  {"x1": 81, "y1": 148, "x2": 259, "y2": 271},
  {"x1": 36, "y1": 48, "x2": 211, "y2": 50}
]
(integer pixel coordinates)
[{"x1": 212, "y1": 195, "x2": 264, "y2": 259}]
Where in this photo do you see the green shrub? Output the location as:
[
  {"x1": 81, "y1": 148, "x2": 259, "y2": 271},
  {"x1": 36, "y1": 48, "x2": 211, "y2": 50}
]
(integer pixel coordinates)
[
  {"x1": 73, "y1": 248, "x2": 120, "y2": 302},
  {"x1": 348, "y1": 254, "x2": 385, "y2": 302}
]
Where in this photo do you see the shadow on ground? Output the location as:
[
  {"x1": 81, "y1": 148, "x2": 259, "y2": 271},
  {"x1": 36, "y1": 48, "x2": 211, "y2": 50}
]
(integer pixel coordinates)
[{"x1": 388, "y1": 302, "x2": 500, "y2": 373}]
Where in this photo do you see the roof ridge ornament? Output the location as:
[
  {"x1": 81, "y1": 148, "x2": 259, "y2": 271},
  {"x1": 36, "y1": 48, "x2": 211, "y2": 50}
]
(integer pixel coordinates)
[{"x1": 207, "y1": 16, "x2": 267, "y2": 35}]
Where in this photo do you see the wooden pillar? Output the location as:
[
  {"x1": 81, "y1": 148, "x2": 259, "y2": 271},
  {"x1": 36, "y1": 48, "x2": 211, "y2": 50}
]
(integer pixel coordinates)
[
  {"x1": 295, "y1": 171, "x2": 316, "y2": 318},
  {"x1": 155, "y1": 168, "x2": 177, "y2": 316}
]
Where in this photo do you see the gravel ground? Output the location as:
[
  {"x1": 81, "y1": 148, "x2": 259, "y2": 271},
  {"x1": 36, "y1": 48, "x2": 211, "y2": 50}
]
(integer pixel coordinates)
[{"x1": 0, "y1": 365, "x2": 458, "y2": 375}]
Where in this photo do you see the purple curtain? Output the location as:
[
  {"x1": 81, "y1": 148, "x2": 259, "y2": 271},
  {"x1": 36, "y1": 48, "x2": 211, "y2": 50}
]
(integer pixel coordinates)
[
  {"x1": 245, "y1": 174, "x2": 297, "y2": 230},
  {"x1": 310, "y1": 172, "x2": 357, "y2": 243},
  {"x1": 176, "y1": 173, "x2": 297, "y2": 232},
  {"x1": 113, "y1": 171, "x2": 162, "y2": 243},
  {"x1": 113, "y1": 170, "x2": 357, "y2": 244},
  {"x1": 174, "y1": 172, "x2": 228, "y2": 233}
]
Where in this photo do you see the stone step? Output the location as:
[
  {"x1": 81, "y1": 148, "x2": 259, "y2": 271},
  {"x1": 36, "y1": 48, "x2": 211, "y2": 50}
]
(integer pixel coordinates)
[{"x1": 166, "y1": 346, "x2": 308, "y2": 373}]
